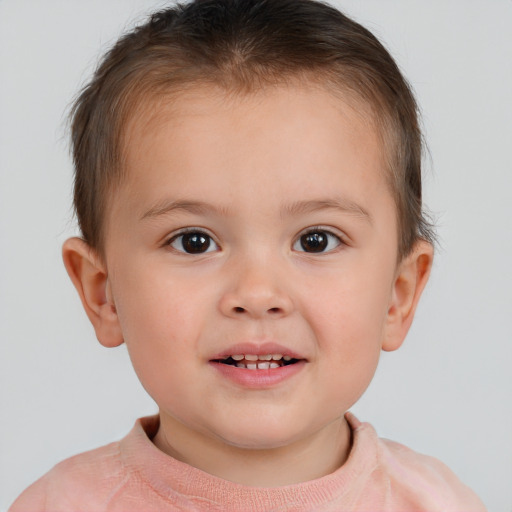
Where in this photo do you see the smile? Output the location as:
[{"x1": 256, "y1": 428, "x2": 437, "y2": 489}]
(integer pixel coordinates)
[
  {"x1": 215, "y1": 354, "x2": 299, "y2": 369},
  {"x1": 209, "y1": 346, "x2": 306, "y2": 387},
  {"x1": 209, "y1": 343, "x2": 306, "y2": 387}
]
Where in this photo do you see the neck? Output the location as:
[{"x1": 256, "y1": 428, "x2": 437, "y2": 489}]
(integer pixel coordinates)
[{"x1": 152, "y1": 413, "x2": 352, "y2": 487}]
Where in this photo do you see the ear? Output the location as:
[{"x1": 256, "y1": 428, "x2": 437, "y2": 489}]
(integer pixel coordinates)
[
  {"x1": 62, "y1": 237, "x2": 124, "y2": 348},
  {"x1": 382, "y1": 240, "x2": 433, "y2": 352}
]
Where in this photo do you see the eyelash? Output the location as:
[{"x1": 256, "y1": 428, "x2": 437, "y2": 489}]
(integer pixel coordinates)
[{"x1": 165, "y1": 227, "x2": 344, "y2": 255}]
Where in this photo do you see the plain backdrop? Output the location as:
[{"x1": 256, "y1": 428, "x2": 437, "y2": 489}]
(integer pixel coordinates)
[{"x1": 0, "y1": 1, "x2": 511, "y2": 510}]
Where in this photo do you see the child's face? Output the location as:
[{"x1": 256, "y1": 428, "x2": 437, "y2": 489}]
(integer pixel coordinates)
[{"x1": 100, "y1": 85, "x2": 413, "y2": 449}]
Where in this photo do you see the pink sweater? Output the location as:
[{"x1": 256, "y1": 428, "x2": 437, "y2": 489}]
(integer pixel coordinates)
[{"x1": 10, "y1": 414, "x2": 486, "y2": 511}]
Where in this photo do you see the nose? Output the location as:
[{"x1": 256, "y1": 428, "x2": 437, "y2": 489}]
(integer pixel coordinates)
[{"x1": 218, "y1": 255, "x2": 294, "y2": 320}]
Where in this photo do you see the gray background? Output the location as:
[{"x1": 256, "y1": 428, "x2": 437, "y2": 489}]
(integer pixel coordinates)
[{"x1": 1, "y1": 1, "x2": 510, "y2": 510}]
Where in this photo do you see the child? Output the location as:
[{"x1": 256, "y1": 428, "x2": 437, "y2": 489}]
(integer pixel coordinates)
[{"x1": 10, "y1": 0, "x2": 487, "y2": 510}]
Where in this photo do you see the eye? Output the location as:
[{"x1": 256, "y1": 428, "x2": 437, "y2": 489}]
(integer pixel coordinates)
[
  {"x1": 168, "y1": 231, "x2": 219, "y2": 254},
  {"x1": 293, "y1": 229, "x2": 342, "y2": 253}
]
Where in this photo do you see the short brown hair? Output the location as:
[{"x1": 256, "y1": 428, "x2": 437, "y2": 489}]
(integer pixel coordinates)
[{"x1": 70, "y1": 0, "x2": 434, "y2": 259}]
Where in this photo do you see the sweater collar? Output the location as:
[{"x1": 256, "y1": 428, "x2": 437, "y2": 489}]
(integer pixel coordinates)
[{"x1": 119, "y1": 412, "x2": 379, "y2": 511}]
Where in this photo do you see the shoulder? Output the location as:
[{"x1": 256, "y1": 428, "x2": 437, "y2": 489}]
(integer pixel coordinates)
[
  {"x1": 345, "y1": 413, "x2": 486, "y2": 511},
  {"x1": 9, "y1": 440, "x2": 127, "y2": 511},
  {"x1": 377, "y1": 436, "x2": 487, "y2": 511}
]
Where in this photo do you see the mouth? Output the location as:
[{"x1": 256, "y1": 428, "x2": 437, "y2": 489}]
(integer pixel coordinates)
[
  {"x1": 209, "y1": 346, "x2": 307, "y2": 387},
  {"x1": 212, "y1": 353, "x2": 301, "y2": 370}
]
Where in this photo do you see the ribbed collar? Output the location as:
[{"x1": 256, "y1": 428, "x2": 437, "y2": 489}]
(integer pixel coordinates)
[{"x1": 119, "y1": 412, "x2": 379, "y2": 511}]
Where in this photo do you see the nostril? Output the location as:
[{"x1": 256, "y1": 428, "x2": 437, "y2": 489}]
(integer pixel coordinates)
[
  {"x1": 234, "y1": 306, "x2": 245, "y2": 313},
  {"x1": 268, "y1": 307, "x2": 281, "y2": 314}
]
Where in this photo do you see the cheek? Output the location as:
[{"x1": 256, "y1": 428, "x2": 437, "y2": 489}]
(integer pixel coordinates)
[
  {"x1": 111, "y1": 267, "x2": 208, "y2": 377},
  {"x1": 299, "y1": 260, "x2": 393, "y2": 389},
  {"x1": 113, "y1": 259, "x2": 207, "y2": 333},
  {"x1": 313, "y1": 290, "x2": 384, "y2": 409},
  {"x1": 113, "y1": 282, "x2": 208, "y2": 414},
  {"x1": 306, "y1": 271, "x2": 391, "y2": 344}
]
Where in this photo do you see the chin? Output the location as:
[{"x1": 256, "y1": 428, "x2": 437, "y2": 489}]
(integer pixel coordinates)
[{"x1": 214, "y1": 419, "x2": 309, "y2": 451}]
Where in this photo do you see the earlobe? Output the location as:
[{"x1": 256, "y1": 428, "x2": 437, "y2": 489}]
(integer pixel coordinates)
[
  {"x1": 62, "y1": 237, "x2": 124, "y2": 348},
  {"x1": 382, "y1": 240, "x2": 433, "y2": 352}
]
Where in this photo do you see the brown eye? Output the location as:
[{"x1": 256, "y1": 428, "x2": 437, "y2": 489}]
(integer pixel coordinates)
[
  {"x1": 293, "y1": 230, "x2": 341, "y2": 253},
  {"x1": 169, "y1": 231, "x2": 218, "y2": 254},
  {"x1": 300, "y1": 232, "x2": 327, "y2": 252}
]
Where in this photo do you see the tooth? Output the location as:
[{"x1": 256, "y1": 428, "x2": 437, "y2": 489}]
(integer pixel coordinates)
[
  {"x1": 236, "y1": 363, "x2": 246, "y2": 368},
  {"x1": 232, "y1": 355, "x2": 244, "y2": 361},
  {"x1": 283, "y1": 355, "x2": 292, "y2": 361},
  {"x1": 245, "y1": 354, "x2": 258, "y2": 361},
  {"x1": 270, "y1": 362, "x2": 280, "y2": 369},
  {"x1": 246, "y1": 363, "x2": 257, "y2": 370},
  {"x1": 272, "y1": 354, "x2": 283, "y2": 360},
  {"x1": 257, "y1": 362, "x2": 270, "y2": 369},
  {"x1": 260, "y1": 354, "x2": 272, "y2": 360}
]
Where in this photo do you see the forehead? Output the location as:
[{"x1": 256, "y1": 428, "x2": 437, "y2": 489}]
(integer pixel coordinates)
[
  {"x1": 110, "y1": 84, "x2": 394, "y2": 232},
  {"x1": 122, "y1": 84, "x2": 385, "y2": 184}
]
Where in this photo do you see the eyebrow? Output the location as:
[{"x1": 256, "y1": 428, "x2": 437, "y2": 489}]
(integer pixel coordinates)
[
  {"x1": 140, "y1": 200, "x2": 228, "y2": 220},
  {"x1": 140, "y1": 197, "x2": 372, "y2": 223},
  {"x1": 281, "y1": 198, "x2": 372, "y2": 224}
]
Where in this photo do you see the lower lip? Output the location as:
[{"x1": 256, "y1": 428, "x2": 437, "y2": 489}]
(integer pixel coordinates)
[{"x1": 209, "y1": 360, "x2": 306, "y2": 388}]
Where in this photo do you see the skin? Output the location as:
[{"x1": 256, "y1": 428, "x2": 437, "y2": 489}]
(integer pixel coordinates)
[{"x1": 63, "y1": 84, "x2": 433, "y2": 486}]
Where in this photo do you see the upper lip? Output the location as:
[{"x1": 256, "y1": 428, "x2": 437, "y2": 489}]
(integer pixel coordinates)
[{"x1": 209, "y1": 342, "x2": 306, "y2": 361}]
